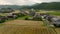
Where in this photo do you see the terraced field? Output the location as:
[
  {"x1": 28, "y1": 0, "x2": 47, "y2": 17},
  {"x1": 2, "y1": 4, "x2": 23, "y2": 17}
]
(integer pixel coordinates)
[{"x1": 0, "y1": 20, "x2": 58, "y2": 34}]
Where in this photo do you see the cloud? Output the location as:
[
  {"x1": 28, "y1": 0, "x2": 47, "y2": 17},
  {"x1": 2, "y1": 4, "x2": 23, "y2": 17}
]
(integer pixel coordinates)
[
  {"x1": 0, "y1": 0, "x2": 60, "y2": 5},
  {"x1": 6, "y1": 0, "x2": 42, "y2": 5},
  {"x1": 0, "y1": 0, "x2": 12, "y2": 5},
  {"x1": 40, "y1": 0, "x2": 60, "y2": 2}
]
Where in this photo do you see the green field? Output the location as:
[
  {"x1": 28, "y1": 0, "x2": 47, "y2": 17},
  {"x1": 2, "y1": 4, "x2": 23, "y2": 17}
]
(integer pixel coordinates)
[{"x1": 48, "y1": 11, "x2": 60, "y2": 16}]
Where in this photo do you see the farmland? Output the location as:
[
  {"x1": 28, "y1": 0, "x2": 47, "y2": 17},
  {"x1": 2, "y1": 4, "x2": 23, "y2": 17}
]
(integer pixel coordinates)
[
  {"x1": 0, "y1": 2, "x2": 60, "y2": 34},
  {"x1": 0, "y1": 20, "x2": 57, "y2": 34},
  {"x1": 0, "y1": 10, "x2": 60, "y2": 34},
  {"x1": 48, "y1": 11, "x2": 60, "y2": 16}
]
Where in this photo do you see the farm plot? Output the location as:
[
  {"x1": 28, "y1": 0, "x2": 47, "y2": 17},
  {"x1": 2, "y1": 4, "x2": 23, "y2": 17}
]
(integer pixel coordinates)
[
  {"x1": 0, "y1": 20, "x2": 57, "y2": 34},
  {"x1": 4, "y1": 20, "x2": 44, "y2": 26},
  {"x1": 55, "y1": 28, "x2": 60, "y2": 34},
  {"x1": 0, "y1": 25, "x2": 57, "y2": 34}
]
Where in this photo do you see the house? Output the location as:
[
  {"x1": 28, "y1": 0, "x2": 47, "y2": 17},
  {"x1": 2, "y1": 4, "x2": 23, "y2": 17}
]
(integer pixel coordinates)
[
  {"x1": 51, "y1": 17, "x2": 60, "y2": 27},
  {"x1": 6, "y1": 13, "x2": 17, "y2": 19},
  {"x1": 33, "y1": 13, "x2": 42, "y2": 21}
]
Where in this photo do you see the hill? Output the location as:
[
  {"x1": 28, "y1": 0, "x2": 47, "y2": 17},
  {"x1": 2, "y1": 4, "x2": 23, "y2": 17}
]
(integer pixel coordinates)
[
  {"x1": 0, "y1": 2, "x2": 60, "y2": 10},
  {"x1": 0, "y1": 5, "x2": 21, "y2": 10},
  {"x1": 22, "y1": 2, "x2": 60, "y2": 10}
]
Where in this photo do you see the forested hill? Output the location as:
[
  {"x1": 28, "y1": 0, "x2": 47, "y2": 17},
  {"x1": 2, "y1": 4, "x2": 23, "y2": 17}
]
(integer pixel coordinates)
[
  {"x1": 0, "y1": 2, "x2": 60, "y2": 10},
  {"x1": 22, "y1": 2, "x2": 60, "y2": 10},
  {"x1": 0, "y1": 5, "x2": 21, "y2": 9}
]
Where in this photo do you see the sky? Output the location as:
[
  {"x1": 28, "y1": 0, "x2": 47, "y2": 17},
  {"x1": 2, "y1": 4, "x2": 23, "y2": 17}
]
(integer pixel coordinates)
[{"x1": 0, "y1": 0, "x2": 60, "y2": 5}]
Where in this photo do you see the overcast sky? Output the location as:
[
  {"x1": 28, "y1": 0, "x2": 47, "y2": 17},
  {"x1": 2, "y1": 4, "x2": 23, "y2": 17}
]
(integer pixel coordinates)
[{"x1": 0, "y1": 0, "x2": 60, "y2": 5}]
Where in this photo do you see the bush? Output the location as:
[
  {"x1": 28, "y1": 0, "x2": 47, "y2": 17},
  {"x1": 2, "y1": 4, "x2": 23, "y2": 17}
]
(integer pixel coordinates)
[
  {"x1": 0, "y1": 19, "x2": 5, "y2": 23},
  {"x1": 17, "y1": 14, "x2": 25, "y2": 17},
  {"x1": 39, "y1": 17, "x2": 43, "y2": 21},
  {"x1": 25, "y1": 17, "x2": 29, "y2": 20}
]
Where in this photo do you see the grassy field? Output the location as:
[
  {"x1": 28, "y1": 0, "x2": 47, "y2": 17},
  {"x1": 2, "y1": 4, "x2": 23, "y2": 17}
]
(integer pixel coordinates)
[
  {"x1": 0, "y1": 13, "x2": 9, "y2": 16},
  {"x1": 0, "y1": 20, "x2": 57, "y2": 34},
  {"x1": 48, "y1": 11, "x2": 60, "y2": 16},
  {"x1": 17, "y1": 16, "x2": 26, "y2": 20}
]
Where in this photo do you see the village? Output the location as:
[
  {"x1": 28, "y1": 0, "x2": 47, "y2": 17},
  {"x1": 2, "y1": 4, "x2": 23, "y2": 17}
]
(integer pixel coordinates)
[
  {"x1": 0, "y1": 8, "x2": 60, "y2": 34},
  {"x1": 0, "y1": 8, "x2": 60, "y2": 27},
  {"x1": 0, "y1": 0, "x2": 60, "y2": 34}
]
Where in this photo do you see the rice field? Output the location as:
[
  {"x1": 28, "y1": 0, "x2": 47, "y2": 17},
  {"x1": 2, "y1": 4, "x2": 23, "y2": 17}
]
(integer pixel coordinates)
[
  {"x1": 55, "y1": 28, "x2": 60, "y2": 34},
  {"x1": 0, "y1": 25, "x2": 57, "y2": 34},
  {"x1": 0, "y1": 20, "x2": 59, "y2": 34}
]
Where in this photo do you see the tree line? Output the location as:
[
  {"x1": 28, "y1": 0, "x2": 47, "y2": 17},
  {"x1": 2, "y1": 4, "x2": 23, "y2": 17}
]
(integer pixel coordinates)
[{"x1": 21, "y1": 2, "x2": 60, "y2": 10}]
